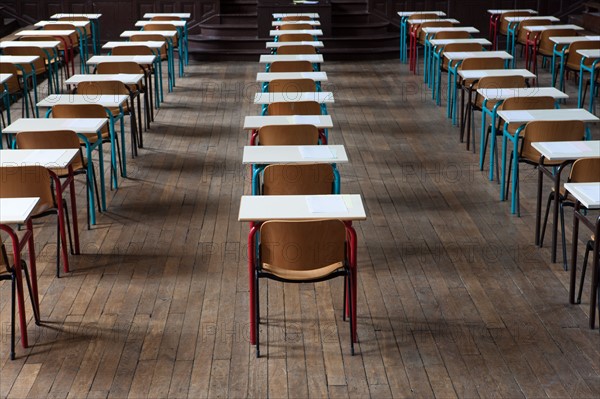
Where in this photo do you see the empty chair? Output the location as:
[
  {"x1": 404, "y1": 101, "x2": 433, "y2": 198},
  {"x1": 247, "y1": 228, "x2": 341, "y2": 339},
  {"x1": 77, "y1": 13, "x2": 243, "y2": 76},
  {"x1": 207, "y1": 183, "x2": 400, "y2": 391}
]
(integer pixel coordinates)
[
  {"x1": 561, "y1": 41, "x2": 600, "y2": 90},
  {"x1": 278, "y1": 34, "x2": 314, "y2": 42},
  {"x1": 150, "y1": 16, "x2": 181, "y2": 21},
  {"x1": 530, "y1": 29, "x2": 577, "y2": 74},
  {"x1": 43, "y1": 23, "x2": 80, "y2": 75},
  {"x1": 2, "y1": 47, "x2": 47, "y2": 115},
  {"x1": 282, "y1": 16, "x2": 312, "y2": 21},
  {"x1": 253, "y1": 219, "x2": 354, "y2": 357},
  {"x1": 268, "y1": 79, "x2": 317, "y2": 93},
  {"x1": 409, "y1": 20, "x2": 453, "y2": 73},
  {"x1": 499, "y1": 11, "x2": 532, "y2": 37},
  {"x1": 276, "y1": 45, "x2": 317, "y2": 55},
  {"x1": 267, "y1": 101, "x2": 321, "y2": 115},
  {"x1": 261, "y1": 163, "x2": 335, "y2": 195},
  {"x1": 257, "y1": 124, "x2": 319, "y2": 145},
  {"x1": 269, "y1": 61, "x2": 313, "y2": 72},
  {"x1": 280, "y1": 23, "x2": 312, "y2": 30},
  {"x1": 433, "y1": 30, "x2": 471, "y2": 40},
  {"x1": 0, "y1": 62, "x2": 27, "y2": 128},
  {"x1": 111, "y1": 45, "x2": 157, "y2": 113}
]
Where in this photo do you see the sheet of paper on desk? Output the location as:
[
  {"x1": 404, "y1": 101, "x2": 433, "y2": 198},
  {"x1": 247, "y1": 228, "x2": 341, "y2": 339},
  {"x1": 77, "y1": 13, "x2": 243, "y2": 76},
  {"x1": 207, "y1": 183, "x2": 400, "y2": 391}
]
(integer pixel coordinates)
[
  {"x1": 299, "y1": 146, "x2": 336, "y2": 159},
  {"x1": 544, "y1": 142, "x2": 592, "y2": 153},
  {"x1": 23, "y1": 149, "x2": 67, "y2": 165},
  {"x1": 292, "y1": 115, "x2": 321, "y2": 125},
  {"x1": 307, "y1": 196, "x2": 348, "y2": 213}
]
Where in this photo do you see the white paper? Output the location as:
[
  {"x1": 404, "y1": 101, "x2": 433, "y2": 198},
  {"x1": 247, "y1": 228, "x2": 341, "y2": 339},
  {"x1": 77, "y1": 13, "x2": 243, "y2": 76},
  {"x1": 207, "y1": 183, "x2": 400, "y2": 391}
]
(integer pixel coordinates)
[
  {"x1": 292, "y1": 115, "x2": 322, "y2": 125},
  {"x1": 306, "y1": 196, "x2": 348, "y2": 213},
  {"x1": 299, "y1": 146, "x2": 336, "y2": 159}
]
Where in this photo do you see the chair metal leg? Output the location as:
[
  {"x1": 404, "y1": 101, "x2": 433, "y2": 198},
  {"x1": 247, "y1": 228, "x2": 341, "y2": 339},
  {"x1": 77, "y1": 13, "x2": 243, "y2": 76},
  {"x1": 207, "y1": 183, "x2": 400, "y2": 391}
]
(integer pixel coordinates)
[
  {"x1": 577, "y1": 241, "x2": 593, "y2": 304},
  {"x1": 347, "y1": 270, "x2": 355, "y2": 355},
  {"x1": 254, "y1": 271, "x2": 260, "y2": 358},
  {"x1": 10, "y1": 275, "x2": 16, "y2": 360},
  {"x1": 559, "y1": 202, "x2": 568, "y2": 270},
  {"x1": 540, "y1": 192, "x2": 554, "y2": 247}
]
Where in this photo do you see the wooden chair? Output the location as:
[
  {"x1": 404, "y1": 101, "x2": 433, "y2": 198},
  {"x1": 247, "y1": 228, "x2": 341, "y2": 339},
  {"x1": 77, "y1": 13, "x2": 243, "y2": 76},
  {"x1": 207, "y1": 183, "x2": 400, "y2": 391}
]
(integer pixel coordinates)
[
  {"x1": 16, "y1": 130, "x2": 100, "y2": 233},
  {"x1": 253, "y1": 219, "x2": 354, "y2": 357},
  {"x1": 278, "y1": 34, "x2": 314, "y2": 42},
  {"x1": 529, "y1": 29, "x2": 577, "y2": 74},
  {"x1": 267, "y1": 101, "x2": 327, "y2": 142},
  {"x1": 499, "y1": 12, "x2": 532, "y2": 36},
  {"x1": 0, "y1": 165, "x2": 73, "y2": 277},
  {"x1": 433, "y1": 31, "x2": 471, "y2": 40},
  {"x1": 130, "y1": 34, "x2": 172, "y2": 92},
  {"x1": 17, "y1": 35, "x2": 65, "y2": 91},
  {"x1": 409, "y1": 20, "x2": 452, "y2": 73},
  {"x1": 261, "y1": 163, "x2": 335, "y2": 195},
  {"x1": 257, "y1": 124, "x2": 319, "y2": 145},
  {"x1": 2, "y1": 47, "x2": 47, "y2": 115},
  {"x1": 276, "y1": 45, "x2": 317, "y2": 55},
  {"x1": 0, "y1": 62, "x2": 27, "y2": 128},
  {"x1": 561, "y1": 41, "x2": 600, "y2": 90},
  {"x1": 506, "y1": 120, "x2": 585, "y2": 216},
  {"x1": 150, "y1": 16, "x2": 180, "y2": 21},
  {"x1": 280, "y1": 23, "x2": 312, "y2": 30},
  {"x1": 0, "y1": 237, "x2": 38, "y2": 360},
  {"x1": 540, "y1": 158, "x2": 600, "y2": 271},
  {"x1": 268, "y1": 79, "x2": 317, "y2": 93},
  {"x1": 43, "y1": 23, "x2": 79, "y2": 75},
  {"x1": 269, "y1": 61, "x2": 313, "y2": 72},
  {"x1": 281, "y1": 16, "x2": 311, "y2": 21},
  {"x1": 111, "y1": 45, "x2": 157, "y2": 114}
]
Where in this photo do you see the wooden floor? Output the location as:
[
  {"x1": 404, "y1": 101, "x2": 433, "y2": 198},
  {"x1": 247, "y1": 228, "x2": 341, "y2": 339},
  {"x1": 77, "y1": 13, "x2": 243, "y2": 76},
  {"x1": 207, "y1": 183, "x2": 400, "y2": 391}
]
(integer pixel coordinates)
[{"x1": 1, "y1": 56, "x2": 599, "y2": 399}]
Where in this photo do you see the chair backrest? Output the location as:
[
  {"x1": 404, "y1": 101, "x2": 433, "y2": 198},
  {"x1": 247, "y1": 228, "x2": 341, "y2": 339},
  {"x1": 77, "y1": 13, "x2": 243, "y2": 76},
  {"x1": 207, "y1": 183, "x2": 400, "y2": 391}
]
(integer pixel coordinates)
[
  {"x1": 58, "y1": 16, "x2": 92, "y2": 35},
  {"x1": 268, "y1": 79, "x2": 316, "y2": 92},
  {"x1": 262, "y1": 163, "x2": 334, "y2": 195},
  {"x1": 474, "y1": 75, "x2": 527, "y2": 108},
  {"x1": 267, "y1": 101, "x2": 321, "y2": 115},
  {"x1": 538, "y1": 29, "x2": 578, "y2": 54},
  {"x1": 111, "y1": 45, "x2": 154, "y2": 57},
  {"x1": 416, "y1": 21, "x2": 453, "y2": 43},
  {"x1": 569, "y1": 158, "x2": 600, "y2": 182},
  {"x1": 143, "y1": 23, "x2": 178, "y2": 42},
  {"x1": 276, "y1": 45, "x2": 317, "y2": 55},
  {"x1": 517, "y1": 19, "x2": 554, "y2": 43},
  {"x1": 566, "y1": 40, "x2": 600, "y2": 70},
  {"x1": 0, "y1": 165, "x2": 55, "y2": 213},
  {"x1": 282, "y1": 16, "x2": 311, "y2": 21},
  {"x1": 280, "y1": 23, "x2": 312, "y2": 30},
  {"x1": 499, "y1": 11, "x2": 533, "y2": 35},
  {"x1": 459, "y1": 57, "x2": 505, "y2": 71},
  {"x1": 77, "y1": 80, "x2": 130, "y2": 96},
  {"x1": 51, "y1": 103, "x2": 107, "y2": 119},
  {"x1": 43, "y1": 23, "x2": 79, "y2": 44},
  {"x1": 408, "y1": 12, "x2": 440, "y2": 21},
  {"x1": 150, "y1": 16, "x2": 181, "y2": 21},
  {"x1": 521, "y1": 120, "x2": 585, "y2": 162},
  {"x1": 16, "y1": 130, "x2": 85, "y2": 172},
  {"x1": 269, "y1": 61, "x2": 313, "y2": 72},
  {"x1": 0, "y1": 62, "x2": 21, "y2": 93},
  {"x1": 433, "y1": 30, "x2": 471, "y2": 40},
  {"x1": 259, "y1": 219, "x2": 346, "y2": 272},
  {"x1": 130, "y1": 35, "x2": 168, "y2": 57},
  {"x1": 96, "y1": 61, "x2": 144, "y2": 75},
  {"x1": 2, "y1": 47, "x2": 46, "y2": 73},
  {"x1": 441, "y1": 43, "x2": 483, "y2": 69},
  {"x1": 257, "y1": 124, "x2": 319, "y2": 145},
  {"x1": 500, "y1": 95, "x2": 556, "y2": 111},
  {"x1": 278, "y1": 34, "x2": 314, "y2": 42}
]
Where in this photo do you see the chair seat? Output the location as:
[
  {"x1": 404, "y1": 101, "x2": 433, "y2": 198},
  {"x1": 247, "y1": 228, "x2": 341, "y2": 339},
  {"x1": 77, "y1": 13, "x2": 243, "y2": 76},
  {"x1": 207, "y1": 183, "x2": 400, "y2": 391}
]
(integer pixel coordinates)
[{"x1": 262, "y1": 261, "x2": 344, "y2": 281}]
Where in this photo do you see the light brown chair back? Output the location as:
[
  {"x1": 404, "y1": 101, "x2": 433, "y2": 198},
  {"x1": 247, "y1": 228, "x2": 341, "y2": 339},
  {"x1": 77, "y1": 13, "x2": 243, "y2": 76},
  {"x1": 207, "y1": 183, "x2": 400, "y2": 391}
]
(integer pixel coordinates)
[
  {"x1": 474, "y1": 75, "x2": 527, "y2": 109},
  {"x1": 517, "y1": 19, "x2": 554, "y2": 44},
  {"x1": 262, "y1": 163, "x2": 334, "y2": 195},
  {"x1": 267, "y1": 101, "x2": 321, "y2": 115},
  {"x1": 16, "y1": 130, "x2": 85, "y2": 172},
  {"x1": 416, "y1": 21, "x2": 453, "y2": 43},
  {"x1": 408, "y1": 13, "x2": 440, "y2": 21},
  {"x1": 569, "y1": 158, "x2": 600, "y2": 182},
  {"x1": 434, "y1": 31, "x2": 471, "y2": 40},
  {"x1": 260, "y1": 220, "x2": 345, "y2": 275},
  {"x1": 566, "y1": 40, "x2": 600, "y2": 70},
  {"x1": 276, "y1": 45, "x2": 317, "y2": 55},
  {"x1": 538, "y1": 29, "x2": 578, "y2": 55},
  {"x1": 257, "y1": 124, "x2": 319, "y2": 145},
  {"x1": 52, "y1": 103, "x2": 106, "y2": 119},
  {"x1": 499, "y1": 12, "x2": 535, "y2": 35},
  {"x1": 0, "y1": 166, "x2": 55, "y2": 215},
  {"x1": 0, "y1": 62, "x2": 21, "y2": 94},
  {"x1": 2, "y1": 47, "x2": 46, "y2": 73},
  {"x1": 77, "y1": 80, "x2": 130, "y2": 96},
  {"x1": 459, "y1": 57, "x2": 505, "y2": 71},
  {"x1": 278, "y1": 34, "x2": 314, "y2": 42},
  {"x1": 282, "y1": 16, "x2": 311, "y2": 21},
  {"x1": 442, "y1": 43, "x2": 484, "y2": 69},
  {"x1": 500, "y1": 96, "x2": 556, "y2": 111},
  {"x1": 43, "y1": 24, "x2": 79, "y2": 45},
  {"x1": 58, "y1": 16, "x2": 92, "y2": 36},
  {"x1": 280, "y1": 23, "x2": 312, "y2": 30},
  {"x1": 111, "y1": 45, "x2": 155, "y2": 57},
  {"x1": 269, "y1": 61, "x2": 313, "y2": 72},
  {"x1": 521, "y1": 120, "x2": 585, "y2": 162},
  {"x1": 269, "y1": 79, "x2": 317, "y2": 92},
  {"x1": 143, "y1": 23, "x2": 178, "y2": 45},
  {"x1": 96, "y1": 61, "x2": 144, "y2": 75},
  {"x1": 130, "y1": 34, "x2": 168, "y2": 58},
  {"x1": 150, "y1": 16, "x2": 180, "y2": 21}
]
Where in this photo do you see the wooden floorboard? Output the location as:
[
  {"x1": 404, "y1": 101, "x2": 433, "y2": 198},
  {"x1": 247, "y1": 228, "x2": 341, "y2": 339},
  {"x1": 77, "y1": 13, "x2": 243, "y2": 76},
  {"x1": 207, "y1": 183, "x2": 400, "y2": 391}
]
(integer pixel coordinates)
[{"x1": 0, "y1": 54, "x2": 599, "y2": 399}]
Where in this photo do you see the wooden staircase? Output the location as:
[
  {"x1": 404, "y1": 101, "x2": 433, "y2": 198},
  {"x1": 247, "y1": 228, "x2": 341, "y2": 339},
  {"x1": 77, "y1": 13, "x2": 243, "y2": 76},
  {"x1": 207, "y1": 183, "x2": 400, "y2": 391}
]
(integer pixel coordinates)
[{"x1": 189, "y1": 0, "x2": 399, "y2": 60}]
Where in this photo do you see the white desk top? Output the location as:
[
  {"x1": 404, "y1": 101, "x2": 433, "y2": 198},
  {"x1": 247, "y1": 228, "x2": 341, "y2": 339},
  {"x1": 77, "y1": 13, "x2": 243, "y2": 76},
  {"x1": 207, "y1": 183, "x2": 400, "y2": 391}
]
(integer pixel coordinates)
[
  {"x1": 260, "y1": 54, "x2": 323, "y2": 63},
  {"x1": 87, "y1": 55, "x2": 157, "y2": 65},
  {"x1": 397, "y1": 11, "x2": 446, "y2": 17},
  {"x1": 504, "y1": 15, "x2": 560, "y2": 22},
  {"x1": 37, "y1": 94, "x2": 129, "y2": 108},
  {"x1": 267, "y1": 41, "x2": 324, "y2": 48},
  {"x1": 532, "y1": 140, "x2": 600, "y2": 161},
  {"x1": 120, "y1": 30, "x2": 177, "y2": 38},
  {"x1": 0, "y1": 41, "x2": 61, "y2": 49},
  {"x1": 238, "y1": 194, "x2": 366, "y2": 221},
  {"x1": 273, "y1": 13, "x2": 320, "y2": 18},
  {"x1": 564, "y1": 183, "x2": 600, "y2": 209},
  {"x1": 65, "y1": 74, "x2": 144, "y2": 85},
  {"x1": 458, "y1": 69, "x2": 536, "y2": 79},
  {"x1": 272, "y1": 20, "x2": 320, "y2": 26},
  {"x1": 0, "y1": 73, "x2": 12, "y2": 84},
  {"x1": 487, "y1": 9, "x2": 537, "y2": 14},
  {"x1": 496, "y1": 108, "x2": 599, "y2": 123},
  {"x1": 16, "y1": 30, "x2": 76, "y2": 36},
  {"x1": 577, "y1": 49, "x2": 600, "y2": 59},
  {"x1": 523, "y1": 24, "x2": 584, "y2": 32},
  {"x1": 35, "y1": 20, "x2": 90, "y2": 28},
  {"x1": 243, "y1": 115, "x2": 333, "y2": 130},
  {"x1": 135, "y1": 20, "x2": 186, "y2": 27},
  {"x1": 256, "y1": 71, "x2": 327, "y2": 82},
  {"x1": 444, "y1": 50, "x2": 512, "y2": 60},
  {"x1": 0, "y1": 55, "x2": 40, "y2": 64},
  {"x1": 51, "y1": 13, "x2": 102, "y2": 19},
  {"x1": 0, "y1": 148, "x2": 79, "y2": 168},
  {"x1": 408, "y1": 18, "x2": 460, "y2": 24},
  {"x1": 430, "y1": 38, "x2": 492, "y2": 46},
  {"x1": 550, "y1": 35, "x2": 600, "y2": 44},
  {"x1": 2, "y1": 118, "x2": 108, "y2": 135},
  {"x1": 0, "y1": 197, "x2": 39, "y2": 225},
  {"x1": 242, "y1": 145, "x2": 348, "y2": 164},
  {"x1": 254, "y1": 91, "x2": 334, "y2": 104},
  {"x1": 422, "y1": 26, "x2": 479, "y2": 34},
  {"x1": 103, "y1": 41, "x2": 165, "y2": 49},
  {"x1": 143, "y1": 13, "x2": 191, "y2": 19},
  {"x1": 476, "y1": 87, "x2": 568, "y2": 100},
  {"x1": 270, "y1": 29, "x2": 323, "y2": 36}
]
